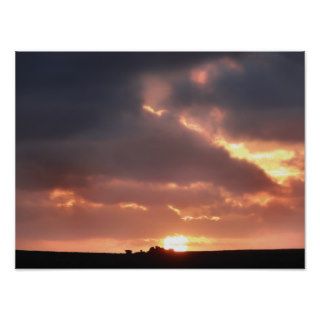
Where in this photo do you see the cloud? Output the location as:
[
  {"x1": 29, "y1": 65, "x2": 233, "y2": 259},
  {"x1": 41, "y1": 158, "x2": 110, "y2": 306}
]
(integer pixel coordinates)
[
  {"x1": 16, "y1": 175, "x2": 303, "y2": 242},
  {"x1": 142, "y1": 105, "x2": 167, "y2": 117},
  {"x1": 160, "y1": 52, "x2": 305, "y2": 142},
  {"x1": 16, "y1": 112, "x2": 277, "y2": 194},
  {"x1": 16, "y1": 52, "x2": 243, "y2": 142}
]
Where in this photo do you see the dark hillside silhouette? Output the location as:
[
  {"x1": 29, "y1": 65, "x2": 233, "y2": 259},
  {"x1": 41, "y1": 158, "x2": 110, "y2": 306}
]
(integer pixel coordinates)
[{"x1": 16, "y1": 248, "x2": 304, "y2": 269}]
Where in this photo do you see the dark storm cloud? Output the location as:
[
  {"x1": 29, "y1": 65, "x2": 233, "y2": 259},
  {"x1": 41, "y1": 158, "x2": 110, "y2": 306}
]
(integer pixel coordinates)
[
  {"x1": 168, "y1": 52, "x2": 305, "y2": 142},
  {"x1": 215, "y1": 53, "x2": 304, "y2": 110},
  {"x1": 16, "y1": 53, "x2": 142, "y2": 141},
  {"x1": 16, "y1": 114, "x2": 277, "y2": 194},
  {"x1": 16, "y1": 52, "x2": 243, "y2": 141},
  {"x1": 16, "y1": 51, "x2": 304, "y2": 140},
  {"x1": 17, "y1": 52, "x2": 299, "y2": 194},
  {"x1": 218, "y1": 53, "x2": 304, "y2": 142}
]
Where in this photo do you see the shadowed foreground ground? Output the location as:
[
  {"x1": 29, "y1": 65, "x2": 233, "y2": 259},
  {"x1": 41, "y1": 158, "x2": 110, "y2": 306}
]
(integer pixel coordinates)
[{"x1": 16, "y1": 248, "x2": 304, "y2": 269}]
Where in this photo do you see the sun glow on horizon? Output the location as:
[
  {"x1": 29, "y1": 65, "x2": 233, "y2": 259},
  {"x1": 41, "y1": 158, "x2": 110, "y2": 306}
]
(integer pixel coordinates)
[{"x1": 163, "y1": 235, "x2": 189, "y2": 252}]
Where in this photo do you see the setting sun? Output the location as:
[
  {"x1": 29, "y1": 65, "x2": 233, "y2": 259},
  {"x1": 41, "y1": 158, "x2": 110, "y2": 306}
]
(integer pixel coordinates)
[{"x1": 163, "y1": 235, "x2": 189, "y2": 252}]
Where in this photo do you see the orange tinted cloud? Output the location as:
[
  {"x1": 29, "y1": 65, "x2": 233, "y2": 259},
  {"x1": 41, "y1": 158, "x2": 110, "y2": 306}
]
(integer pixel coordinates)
[
  {"x1": 49, "y1": 188, "x2": 103, "y2": 209},
  {"x1": 216, "y1": 138, "x2": 304, "y2": 184},
  {"x1": 190, "y1": 69, "x2": 209, "y2": 85},
  {"x1": 142, "y1": 105, "x2": 167, "y2": 117},
  {"x1": 119, "y1": 202, "x2": 148, "y2": 211},
  {"x1": 176, "y1": 111, "x2": 303, "y2": 184},
  {"x1": 179, "y1": 115, "x2": 206, "y2": 135},
  {"x1": 167, "y1": 204, "x2": 181, "y2": 215},
  {"x1": 182, "y1": 215, "x2": 221, "y2": 222}
]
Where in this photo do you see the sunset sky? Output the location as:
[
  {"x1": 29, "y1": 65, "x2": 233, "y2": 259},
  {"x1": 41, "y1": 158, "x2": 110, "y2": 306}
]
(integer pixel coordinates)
[{"x1": 16, "y1": 52, "x2": 304, "y2": 252}]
